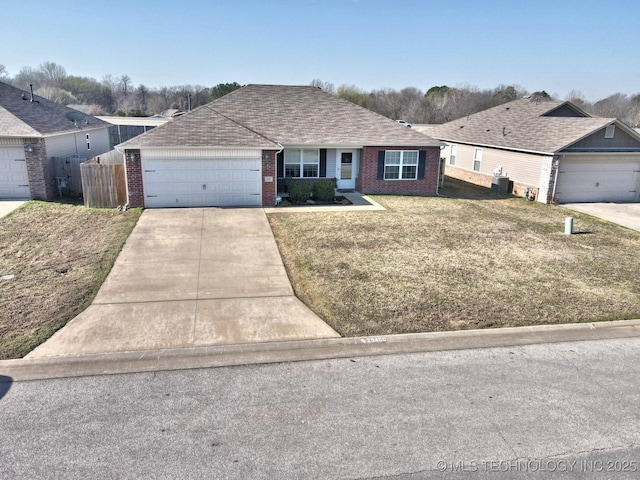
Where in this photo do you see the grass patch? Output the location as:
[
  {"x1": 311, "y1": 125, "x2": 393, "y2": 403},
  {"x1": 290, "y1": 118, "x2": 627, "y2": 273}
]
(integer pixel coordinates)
[
  {"x1": 268, "y1": 177, "x2": 640, "y2": 337},
  {"x1": 0, "y1": 200, "x2": 141, "y2": 359}
]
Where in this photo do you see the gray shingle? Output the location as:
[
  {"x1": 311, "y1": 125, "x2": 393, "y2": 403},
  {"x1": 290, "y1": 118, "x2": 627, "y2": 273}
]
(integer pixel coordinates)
[
  {"x1": 121, "y1": 84, "x2": 442, "y2": 148},
  {"x1": 0, "y1": 81, "x2": 110, "y2": 137},
  {"x1": 428, "y1": 98, "x2": 616, "y2": 154},
  {"x1": 121, "y1": 104, "x2": 279, "y2": 148}
]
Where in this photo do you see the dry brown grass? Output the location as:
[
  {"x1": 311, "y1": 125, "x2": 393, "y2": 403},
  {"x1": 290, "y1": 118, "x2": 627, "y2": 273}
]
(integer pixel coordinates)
[
  {"x1": 0, "y1": 201, "x2": 141, "y2": 359},
  {"x1": 268, "y1": 177, "x2": 640, "y2": 337}
]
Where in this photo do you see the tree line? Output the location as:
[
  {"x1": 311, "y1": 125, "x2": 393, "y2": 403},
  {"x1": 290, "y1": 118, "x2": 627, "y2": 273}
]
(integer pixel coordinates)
[
  {"x1": 1, "y1": 62, "x2": 637, "y2": 127},
  {"x1": 312, "y1": 80, "x2": 640, "y2": 127},
  {"x1": 0, "y1": 62, "x2": 240, "y2": 117}
]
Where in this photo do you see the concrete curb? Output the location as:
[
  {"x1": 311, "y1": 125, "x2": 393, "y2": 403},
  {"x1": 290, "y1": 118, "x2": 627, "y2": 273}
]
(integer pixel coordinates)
[{"x1": 2, "y1": 319, "x2": 640, "y2": 382}]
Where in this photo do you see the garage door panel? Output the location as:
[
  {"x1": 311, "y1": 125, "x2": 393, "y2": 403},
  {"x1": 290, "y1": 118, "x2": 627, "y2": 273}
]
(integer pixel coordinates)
[
  {"x1": 142, "y1": 157, "x2": 262, "y2": 208},
  {"x1": 0, "y1": 148, "x2": 30, "y2": 199},
  {"x1": 556, "y1": 156, "x2": 640, "y2": 203}
]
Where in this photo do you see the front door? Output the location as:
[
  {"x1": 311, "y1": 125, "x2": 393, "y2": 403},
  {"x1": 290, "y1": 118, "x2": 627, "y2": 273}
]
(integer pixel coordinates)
[{"x1": 336, "y1": 151, "x2": 356, "y2": 189}]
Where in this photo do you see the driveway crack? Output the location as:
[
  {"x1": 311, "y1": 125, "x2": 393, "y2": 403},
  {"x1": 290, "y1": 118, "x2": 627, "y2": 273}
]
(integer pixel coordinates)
[{"x1": 191, "y1": 208, "x2": 205, "y2": 345}]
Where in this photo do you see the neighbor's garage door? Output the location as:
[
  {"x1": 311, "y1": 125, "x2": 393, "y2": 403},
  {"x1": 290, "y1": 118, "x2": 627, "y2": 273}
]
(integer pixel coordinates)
[
  {"x1": 142, "y1": 158, "x2": 262, "y2": 208},
  {"x1": 0, "y1": 147, "x2": 30, "y2": 198},
  {"x1": 555, "y1": 155, "x2": 640, "y2": 203}
]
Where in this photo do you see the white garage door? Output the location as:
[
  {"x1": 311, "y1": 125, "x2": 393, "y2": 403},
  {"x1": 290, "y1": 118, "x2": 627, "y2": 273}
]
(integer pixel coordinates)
[
  {"x1": 142, "y1": 158, "x2": 262, "y2": 208},
  {"x1": 0, "y1": 147, "x2": 30, "y2": 198},
  {"x1": 555, "y1": 155, "x2": 640, "y2": 203}
]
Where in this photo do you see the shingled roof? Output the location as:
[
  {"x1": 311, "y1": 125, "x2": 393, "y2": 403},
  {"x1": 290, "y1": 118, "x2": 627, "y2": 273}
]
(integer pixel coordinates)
[
  {"x1": 0, "y1": 81, "x2": 110, "y2": 137},
  {"x1": 121, "y1": 84, "x2": 441, "y2": 148},
  {"x1": 428, "y1": 98, "x2": 621, "y2": 154}
]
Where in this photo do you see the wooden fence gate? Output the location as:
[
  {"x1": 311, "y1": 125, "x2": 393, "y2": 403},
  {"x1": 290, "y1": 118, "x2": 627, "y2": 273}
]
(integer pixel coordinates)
[
  {"x1": 80, "y1": 160, "x2": 127, "y2": 208},
  {"x1": 52, "y1": 155, "x2": 85, "y2": 198}
]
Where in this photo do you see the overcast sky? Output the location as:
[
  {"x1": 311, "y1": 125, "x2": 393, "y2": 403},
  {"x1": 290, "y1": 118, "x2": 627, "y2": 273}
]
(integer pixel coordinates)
[{"x1": 2, "y1": 0, "x2": 638, "y2": 102}]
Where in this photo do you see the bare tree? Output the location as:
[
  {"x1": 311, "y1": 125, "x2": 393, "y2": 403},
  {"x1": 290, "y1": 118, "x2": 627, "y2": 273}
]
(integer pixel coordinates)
[
  {"x1": 310, "y1": 79, "x2": 335, "y2": 94},
  {"x1": 34, "y1": 86, "x2": 77, "y2": 105},
  {"x1": 38, "y1": 61, "x2": 67, "y2": 87},
  {"x1": 119, "y1": 75, "x2": 132, "y2": 96},
  {"x1": 13, "y1": 66, "x2": 44, "y2": 90}
]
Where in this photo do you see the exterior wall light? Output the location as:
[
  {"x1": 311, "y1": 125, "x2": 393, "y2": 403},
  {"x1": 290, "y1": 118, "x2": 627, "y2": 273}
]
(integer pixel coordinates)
[{"x1": 25, "y1": 143, "x2": 34, "y2": 153}]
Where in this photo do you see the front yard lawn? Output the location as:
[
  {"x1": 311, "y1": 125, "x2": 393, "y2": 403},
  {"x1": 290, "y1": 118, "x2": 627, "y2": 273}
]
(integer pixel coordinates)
[
  {"x1": 0, "y1": 201, "x2": 141, "y2": 359},
  {"x1": 268, "y1": 177, "x2": 640, "y2": 337}
]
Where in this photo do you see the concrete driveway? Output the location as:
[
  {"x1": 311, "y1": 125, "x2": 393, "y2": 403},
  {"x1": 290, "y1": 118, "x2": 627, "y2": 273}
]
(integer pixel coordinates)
[
  {"x1": 563, "y1": 202, "x2": 640, "y2": 232},
  {"x1": 0, "y1": 200, "x2": 27, "y2": 219},
  {"x1": 27, "y1": 208, "x2": 339, "y2": 358}
]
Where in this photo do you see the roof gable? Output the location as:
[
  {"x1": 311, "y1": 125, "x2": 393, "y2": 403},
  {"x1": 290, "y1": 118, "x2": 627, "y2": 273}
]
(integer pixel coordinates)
[
  {"x1": 0, "y1": 81, "x2": 110, "y2": 137},
  {"x1": 541, "y1": 102, "x2": 590, "y2": 118},
  {"x1": 428, "y1": 98, "x2": 629, "y2": 154},
  {"x1": 119, "y1": 103, "x2": 279, "y2": 149}
]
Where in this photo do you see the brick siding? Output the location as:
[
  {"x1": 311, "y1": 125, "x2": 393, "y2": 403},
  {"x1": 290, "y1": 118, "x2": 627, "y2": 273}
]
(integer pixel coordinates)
[
  {"x1": 261, "y1": 150, "x2": 277, "y2": 206},
  {"x1": 444, "y1": 165, "x2": 538, "y2": 199},
  {"x1": 124, "y1": 149, "x2": 144, "y2": 207},
  {"x1": 357, "y1": 146, "x2": 440, "y2": 196},
  {"x1": 24, "y1": 138, "x2": 56, "y2": 200}
]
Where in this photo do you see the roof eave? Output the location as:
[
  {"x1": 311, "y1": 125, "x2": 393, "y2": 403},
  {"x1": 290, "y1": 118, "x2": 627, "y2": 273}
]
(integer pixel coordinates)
[
  {"x1": 115, "y1": 144, "x2": 278, "y2": 151},
  {"x1": 433, "y1": 137, "x2": 555, "y2": 156}
]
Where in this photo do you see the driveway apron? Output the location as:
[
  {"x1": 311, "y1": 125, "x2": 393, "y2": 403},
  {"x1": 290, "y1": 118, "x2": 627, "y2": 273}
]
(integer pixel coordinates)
[
  {"x1": 27, "y1": 208, "x2": 339, "y2": 357},
  {"x1": 563, "y1": 203, "x2": 640, "y2": 232}
]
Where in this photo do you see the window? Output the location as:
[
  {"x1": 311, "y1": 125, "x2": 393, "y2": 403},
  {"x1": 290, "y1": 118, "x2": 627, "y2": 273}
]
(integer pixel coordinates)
[
  {"x1": 473, "y1": 148, "x2": 482, "y2": 172},
  {"x1": 384, "y1": 150, "x2": 418, "y2": 180},
  {"x1": 86, "y1": 133, "x2": 91, "y2": 150},
  {"x1": 605, "y1": 125, "x2": 615, "y2": 138},
  {"x1": 284, "y1": 149, "x2": 319, "y2": 177},
  {"x1": 449, "y1": 144, "x2": 457, "y2": 165}
]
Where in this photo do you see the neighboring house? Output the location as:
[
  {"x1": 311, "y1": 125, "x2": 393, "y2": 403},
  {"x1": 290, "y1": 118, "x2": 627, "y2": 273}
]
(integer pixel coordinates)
[
  {"x1": 428, "y1": 98, "x2": 640, "y2": 203},
  {"x1": 0, "y1": 81, "x2": 111, "y2": 199},
  {"x1": 117, "y1": 84, "x2": 443, "y2": 208},
  {"x1": 96, "y1": 116, "x2": 172, "y2": 149}
]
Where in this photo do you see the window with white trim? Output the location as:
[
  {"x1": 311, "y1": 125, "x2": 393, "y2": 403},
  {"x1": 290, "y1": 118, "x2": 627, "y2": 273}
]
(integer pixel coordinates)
[
  {"x1": 605, "y1": 125, "x2": 615, "y2": 138},
  {"x1": 86, "y1": 133, "x2": 91, "y2": 150},
  {"x1": 384, "y1": 150, "x2": 418, "y2": 180},
  {"x1": 473, "y1": 148, "x2": 482, "y2": 172},
  {"x1": 449, "y1": 144, "x2": 457, "y2": 165},
  {"x1": 284, "y1": 149, "x2": 319, "y2": 177}
]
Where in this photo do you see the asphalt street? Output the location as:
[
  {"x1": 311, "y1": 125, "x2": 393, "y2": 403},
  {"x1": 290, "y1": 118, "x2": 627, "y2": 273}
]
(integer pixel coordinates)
[{"x1": 1, "y1": 337, "x2": 640, "y2": 479}]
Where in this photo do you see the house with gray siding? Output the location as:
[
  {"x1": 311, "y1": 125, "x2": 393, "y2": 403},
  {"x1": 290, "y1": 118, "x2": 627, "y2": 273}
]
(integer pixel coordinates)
[
  {"x1": 0, "y1": 81, "x2": 111, "y2": 200},
  {"x1": 427, "y1": 98, "x2": 640, "y2": 203}
]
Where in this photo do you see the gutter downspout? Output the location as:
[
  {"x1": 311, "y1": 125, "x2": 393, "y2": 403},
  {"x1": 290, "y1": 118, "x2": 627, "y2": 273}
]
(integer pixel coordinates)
[
  {"x1": 550, "y1": 155, "x2": 561, "y2": 203},
  {"x1": 274, "y1": 142, "x2": 284, "y2": 205}
]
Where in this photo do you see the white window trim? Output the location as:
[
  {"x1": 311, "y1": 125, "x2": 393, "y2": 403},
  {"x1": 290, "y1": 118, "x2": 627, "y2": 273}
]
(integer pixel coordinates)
[
  {"x1": 605, "y1": 125, "x2": 615, "y2": 138},
  {"x1": 86, "y1": 133, "x2": 91, "y2": 150},
  {"x1": 473, "y1": 148, "x2": 482, "y2": 172},
  {"x1": 284, "y1": 148, "x2": 320, "y2": 178},
  {"x1": 449, "y1": 144, "x2": 457, "y2": 166},
  {"x1": 384, "y1": 150, "x2": 419, "y2": 180}
]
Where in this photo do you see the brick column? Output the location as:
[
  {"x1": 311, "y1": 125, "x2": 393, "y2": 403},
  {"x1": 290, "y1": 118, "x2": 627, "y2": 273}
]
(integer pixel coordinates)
[
  {"x1": 124, "y1": 149, "x2": 144, "y2": 207},
  {"x1": 24, "y1": 138, "x2": 56, "y2": 200},
  {"x1": 261, "y1": 150, "x2": 277, "y2": 206}
]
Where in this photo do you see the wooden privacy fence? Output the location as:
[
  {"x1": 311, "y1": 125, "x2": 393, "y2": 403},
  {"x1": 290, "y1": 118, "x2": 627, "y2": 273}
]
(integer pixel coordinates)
[
  {"x1": 52, "y1": 155, "x2": 85, "y2": 198},
  {"x1": 80, "y1": 159, "x2": 127, "y2": 208}
]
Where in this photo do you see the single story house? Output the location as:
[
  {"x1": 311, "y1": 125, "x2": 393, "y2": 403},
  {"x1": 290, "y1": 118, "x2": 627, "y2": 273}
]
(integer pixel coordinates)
[
  {"x1": 0, "y1": 81, "x2": 111, "y2": 199},
  {"x1": 427, "y1": 97, "x2": 640, "y2": 203},
  {"x1": 117, "y1": 84, "x2": 443, "y2": 208}
]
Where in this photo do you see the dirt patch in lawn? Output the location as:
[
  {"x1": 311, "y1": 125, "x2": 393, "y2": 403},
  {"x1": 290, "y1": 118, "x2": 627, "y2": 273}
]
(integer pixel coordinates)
[
  {"x1": 268, "y1": 177, "x2": 640, "y2": 337},
  {"x1": 0, "y1": 201, "x2": 141, "y2": 359}
]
